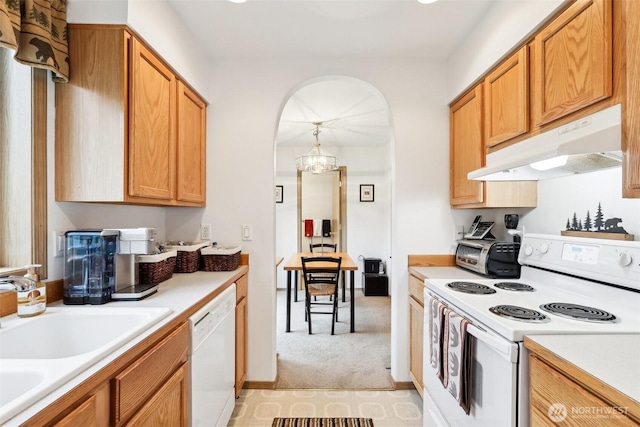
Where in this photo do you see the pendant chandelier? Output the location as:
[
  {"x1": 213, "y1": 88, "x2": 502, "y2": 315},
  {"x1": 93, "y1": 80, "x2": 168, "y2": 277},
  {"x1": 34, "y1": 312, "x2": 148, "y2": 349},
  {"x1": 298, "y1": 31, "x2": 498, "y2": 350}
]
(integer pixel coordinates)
[{"x1": 295, "y1": 122, "x2": 339, "y2": 174}]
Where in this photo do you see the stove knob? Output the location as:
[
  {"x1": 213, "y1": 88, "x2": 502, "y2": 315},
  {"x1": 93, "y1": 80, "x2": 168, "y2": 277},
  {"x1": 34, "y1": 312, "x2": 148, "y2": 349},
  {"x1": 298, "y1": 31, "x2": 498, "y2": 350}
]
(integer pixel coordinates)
[
  {"x1": 539, "y1": 243, "x2": 549, "y2": 254},
  {"x1": 618, "y1": 252, "x2": 633, "y2": 267},
  {"x1": 524, "y1": 245, "x2": 533, "y2": 256}
]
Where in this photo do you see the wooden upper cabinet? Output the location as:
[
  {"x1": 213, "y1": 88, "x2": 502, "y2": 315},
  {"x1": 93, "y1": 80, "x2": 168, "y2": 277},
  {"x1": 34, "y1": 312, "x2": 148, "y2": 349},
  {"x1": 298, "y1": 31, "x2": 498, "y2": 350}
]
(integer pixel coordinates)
[
  {"x1": 450, "y1": 84, "x2": 485, "y2": 206},
  {"x1": 534, "y1": 0, "x2": 612, "y2": 127},
  {"x1": 55, "y1": 25, "x2": 206, "y2": 207},
  {"x1": 176, "y1": 81, "x2": 207, "y2": 204},
  {"x1": 129, "y1": 38, "x2": 177, "y2": 201},
  {"x1": 484, "y1": 46, "x2": 529, "y2": 148},
  {"x1": 450, "y1": 84, "x2": 537, "y2": 209}
]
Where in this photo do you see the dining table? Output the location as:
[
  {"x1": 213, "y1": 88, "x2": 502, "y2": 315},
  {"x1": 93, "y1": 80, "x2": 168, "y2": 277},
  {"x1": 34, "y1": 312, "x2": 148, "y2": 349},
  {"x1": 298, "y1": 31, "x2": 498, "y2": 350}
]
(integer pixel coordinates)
[{"x1": 283, "y1": 252, "x2": 359, "y2": 333}]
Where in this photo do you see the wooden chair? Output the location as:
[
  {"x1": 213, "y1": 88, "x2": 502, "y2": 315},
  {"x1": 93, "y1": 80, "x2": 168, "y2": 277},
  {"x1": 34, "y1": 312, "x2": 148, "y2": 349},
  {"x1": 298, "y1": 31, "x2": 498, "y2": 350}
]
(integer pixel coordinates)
[
  {"x1": 301, "y1": 256, "x2": 342, "y2": 335},
  {"x1": 309, "y1": 243, "x2": 337, "y2": 253},
  {"x1": 309, "y1": 243, "x2": 346, "y2": 300}
]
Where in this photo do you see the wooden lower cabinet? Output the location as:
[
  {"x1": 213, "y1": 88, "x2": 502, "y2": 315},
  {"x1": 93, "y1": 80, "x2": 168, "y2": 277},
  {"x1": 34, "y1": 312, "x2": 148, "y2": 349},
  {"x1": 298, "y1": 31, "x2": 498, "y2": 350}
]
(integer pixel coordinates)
[
  {"x1": 527, "y1": 336, "x2": 640, "y2": 427},
  {"x1": 53, "y1": 383, "x2": 110, "y2": 427},
  {"x1": 408, "y1": 273, "x2": 425, "y2": 396},
  {"x1": 235, "y1": 273, "x2": 248, "y2": 397},
  {"x1": 112, "y1": 322, "x2": 189, "y2": 426},
  {"x1": 529, "y1": 355, "x2": 638, "y2": 427},
  {"x1": 123, "y1": 363, "x2": 189, "y2": 427}
]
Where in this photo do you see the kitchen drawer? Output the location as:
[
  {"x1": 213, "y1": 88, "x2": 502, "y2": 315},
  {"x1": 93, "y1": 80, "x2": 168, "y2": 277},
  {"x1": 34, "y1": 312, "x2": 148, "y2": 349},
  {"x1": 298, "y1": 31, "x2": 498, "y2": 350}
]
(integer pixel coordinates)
[
  {"x1": 409, "y1": 274, "x2": 424, "y2": 305},
  {"x1": 112, "y1": 321, "x2": 189, "y2": 424},
  {"x1": 236, "y1": 273, "x2": 248, "y2": 303}
]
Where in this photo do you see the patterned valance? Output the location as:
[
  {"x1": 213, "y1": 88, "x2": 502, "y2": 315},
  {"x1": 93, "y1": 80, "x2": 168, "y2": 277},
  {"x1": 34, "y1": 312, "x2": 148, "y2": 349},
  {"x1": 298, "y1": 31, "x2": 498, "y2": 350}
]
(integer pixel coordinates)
[{"x1": 0, "y1": 0, "x2": 68, "y2": 82}]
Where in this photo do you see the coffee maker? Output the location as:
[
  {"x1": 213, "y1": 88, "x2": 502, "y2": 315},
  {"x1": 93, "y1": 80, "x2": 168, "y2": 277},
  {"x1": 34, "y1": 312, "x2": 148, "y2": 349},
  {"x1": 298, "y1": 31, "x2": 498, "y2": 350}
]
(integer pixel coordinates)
[
  {"x1": 63, "y1": 229, "x2": 119, "y2": 305},
  {"x1": 63, "y1": 228, "x2": 159, "y2": 304},
  {"x1": 111, "y1": 227, "x2": 159, "y2": 301}
]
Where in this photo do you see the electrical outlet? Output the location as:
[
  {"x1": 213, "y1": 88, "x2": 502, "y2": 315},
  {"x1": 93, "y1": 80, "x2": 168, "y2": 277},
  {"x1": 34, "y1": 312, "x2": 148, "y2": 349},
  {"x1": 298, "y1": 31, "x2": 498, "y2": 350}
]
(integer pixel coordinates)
[{"x1": 201, "y1": 224, "x2": 211, "y2": 240}]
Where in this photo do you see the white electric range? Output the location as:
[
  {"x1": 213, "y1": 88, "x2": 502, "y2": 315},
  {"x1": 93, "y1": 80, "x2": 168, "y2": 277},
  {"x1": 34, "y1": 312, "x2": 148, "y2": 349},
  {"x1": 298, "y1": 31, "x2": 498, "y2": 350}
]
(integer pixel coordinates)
[{"x1": 422, "y1": 233, "x2": 640, "y2": 427}]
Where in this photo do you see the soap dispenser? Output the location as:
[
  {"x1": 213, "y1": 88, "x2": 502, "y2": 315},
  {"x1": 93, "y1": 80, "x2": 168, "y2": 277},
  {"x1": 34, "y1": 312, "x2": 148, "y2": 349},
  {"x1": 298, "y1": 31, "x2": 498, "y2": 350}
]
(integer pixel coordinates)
[{"x1": 18, "y1": 264, "x2": 47, "y2": 317}]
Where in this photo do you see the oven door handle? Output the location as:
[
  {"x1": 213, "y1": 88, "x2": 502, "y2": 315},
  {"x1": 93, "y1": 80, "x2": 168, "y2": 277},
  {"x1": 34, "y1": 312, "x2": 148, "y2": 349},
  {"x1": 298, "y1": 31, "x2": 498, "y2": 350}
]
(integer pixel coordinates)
[{"x1": 467, "y1": 324, "x2": 519, "y2": 363}]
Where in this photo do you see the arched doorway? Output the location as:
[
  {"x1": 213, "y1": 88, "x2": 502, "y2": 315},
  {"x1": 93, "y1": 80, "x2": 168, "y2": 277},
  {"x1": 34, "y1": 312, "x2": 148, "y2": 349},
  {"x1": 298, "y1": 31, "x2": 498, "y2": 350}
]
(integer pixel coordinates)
[{"x1": 274, "y1": 76, "x2": 394, "y2": 388}]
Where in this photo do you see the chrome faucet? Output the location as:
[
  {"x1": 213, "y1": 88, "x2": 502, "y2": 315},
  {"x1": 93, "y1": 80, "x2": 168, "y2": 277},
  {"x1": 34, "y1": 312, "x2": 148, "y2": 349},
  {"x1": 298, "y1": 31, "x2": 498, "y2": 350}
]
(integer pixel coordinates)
[{"x1": 0, "y1": 276, "x2": 37, "y2": 327}]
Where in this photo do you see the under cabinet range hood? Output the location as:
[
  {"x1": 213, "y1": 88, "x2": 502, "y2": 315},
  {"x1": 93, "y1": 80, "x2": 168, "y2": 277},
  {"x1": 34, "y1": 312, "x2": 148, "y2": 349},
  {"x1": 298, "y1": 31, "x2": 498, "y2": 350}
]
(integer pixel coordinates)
[{"x1": 468, "y1": 104, "x2": 622, "y2": 181}]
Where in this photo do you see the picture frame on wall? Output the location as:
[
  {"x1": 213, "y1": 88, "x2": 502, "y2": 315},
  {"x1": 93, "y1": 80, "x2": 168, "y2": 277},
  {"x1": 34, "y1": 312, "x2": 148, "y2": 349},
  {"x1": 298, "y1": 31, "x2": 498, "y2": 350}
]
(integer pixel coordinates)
[
  {"x1": 275, "y1": 185, "x2": 283, "y2": 203},
  {"x1": 360, "y1": 184, "x2": 374, "y2": 202}
]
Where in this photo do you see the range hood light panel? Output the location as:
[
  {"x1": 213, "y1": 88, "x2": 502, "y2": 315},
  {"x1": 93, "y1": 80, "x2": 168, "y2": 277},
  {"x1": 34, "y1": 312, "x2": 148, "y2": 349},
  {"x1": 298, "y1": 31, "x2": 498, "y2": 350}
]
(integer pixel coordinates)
[
  {"x1": 467, "y1": 104, "x2": 622, "y2": 181},
  {"x1": 530, "y1": 155, "x2": 568, "y2": 171}
]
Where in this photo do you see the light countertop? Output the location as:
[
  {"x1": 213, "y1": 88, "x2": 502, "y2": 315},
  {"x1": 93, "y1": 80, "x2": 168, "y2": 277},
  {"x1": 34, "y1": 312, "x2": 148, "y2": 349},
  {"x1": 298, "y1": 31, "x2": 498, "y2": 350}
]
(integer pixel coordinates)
[
  {"x1": 2, "y1": 267, "x2": 246, "y2": 427},
  {"x1": 526, "y1": 334, "x2": 640, "y2": 405},
  {"x1": 409, "y1": 266, "x2": 481, "y2": 281}
]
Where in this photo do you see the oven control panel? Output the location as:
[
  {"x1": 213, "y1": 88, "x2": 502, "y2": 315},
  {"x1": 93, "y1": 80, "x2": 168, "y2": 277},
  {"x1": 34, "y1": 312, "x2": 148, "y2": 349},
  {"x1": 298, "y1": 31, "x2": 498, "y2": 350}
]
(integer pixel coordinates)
[{"x1": 519, "y1": 233, "x2": 640, "y2": 291}]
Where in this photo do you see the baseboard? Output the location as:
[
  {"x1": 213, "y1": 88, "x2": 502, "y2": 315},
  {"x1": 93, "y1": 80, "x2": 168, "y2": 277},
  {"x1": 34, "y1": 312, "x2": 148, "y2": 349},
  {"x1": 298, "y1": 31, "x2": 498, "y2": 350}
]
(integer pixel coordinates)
[
  {"x1": 393, "y1": 381, "x2": 417, "y2": 391},
  {"x1": 244, "y1": 380, "x2": 277, "y2": 390}
]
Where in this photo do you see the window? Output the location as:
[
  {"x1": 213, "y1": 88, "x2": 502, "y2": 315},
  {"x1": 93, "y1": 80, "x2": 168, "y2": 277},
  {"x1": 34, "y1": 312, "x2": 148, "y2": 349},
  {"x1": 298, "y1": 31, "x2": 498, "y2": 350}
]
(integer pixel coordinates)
[{"x1": 0, "y1": 48, "x2": 48, "y2": 278}]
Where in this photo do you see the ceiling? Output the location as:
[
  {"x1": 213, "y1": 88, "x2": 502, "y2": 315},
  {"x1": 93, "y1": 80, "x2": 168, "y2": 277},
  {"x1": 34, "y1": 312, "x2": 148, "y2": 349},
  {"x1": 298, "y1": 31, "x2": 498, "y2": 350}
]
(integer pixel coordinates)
[
  {"x1": 168, "y1": 0, "x2": 496, "y2": 60},
  {"x1": 168, "y1": 0, "x2": 496, "y2": 149},
  {"x1": 277, "y1": 79, "x2": 392, "y2": 148}
]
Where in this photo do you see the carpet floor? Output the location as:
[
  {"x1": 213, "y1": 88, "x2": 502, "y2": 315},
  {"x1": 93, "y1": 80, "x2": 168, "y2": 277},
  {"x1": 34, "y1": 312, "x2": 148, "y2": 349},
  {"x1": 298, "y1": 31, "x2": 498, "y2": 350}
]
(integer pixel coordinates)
[{"x1": 276, "y1": 289, "x2": 393, "y2": 389}]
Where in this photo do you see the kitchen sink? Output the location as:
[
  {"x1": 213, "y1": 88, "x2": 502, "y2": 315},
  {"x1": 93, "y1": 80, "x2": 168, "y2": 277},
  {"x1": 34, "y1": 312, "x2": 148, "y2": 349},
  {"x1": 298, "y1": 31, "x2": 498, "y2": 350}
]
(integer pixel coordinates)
[
  {"x1": 0, "y1": 306, "x2": 172, "y2": 424},
  {"x1": 0, "y1": 306, "x2": 171, "y2": 359},
  {"x1": 0, "y1": 366, "x2": 49, "y2": 408}
]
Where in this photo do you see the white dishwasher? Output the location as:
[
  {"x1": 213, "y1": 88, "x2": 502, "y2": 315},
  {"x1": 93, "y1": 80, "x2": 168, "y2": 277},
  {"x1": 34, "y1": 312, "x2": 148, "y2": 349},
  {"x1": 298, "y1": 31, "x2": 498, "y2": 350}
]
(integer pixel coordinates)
[{"x1": 189, "y1": 283, "x2": 236, "y2": 427}]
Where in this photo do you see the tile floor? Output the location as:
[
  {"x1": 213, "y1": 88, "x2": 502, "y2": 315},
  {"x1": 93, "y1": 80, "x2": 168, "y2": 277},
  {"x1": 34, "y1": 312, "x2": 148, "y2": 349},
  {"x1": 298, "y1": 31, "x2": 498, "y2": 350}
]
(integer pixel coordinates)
[{"x1": 228, "y1": 389, "x2": 423, "y2": 427}]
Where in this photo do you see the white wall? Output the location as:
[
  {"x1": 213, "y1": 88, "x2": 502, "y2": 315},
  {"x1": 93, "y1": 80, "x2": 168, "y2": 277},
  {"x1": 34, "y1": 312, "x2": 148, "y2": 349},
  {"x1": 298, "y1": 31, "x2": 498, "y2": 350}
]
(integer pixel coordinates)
[
  {"x1": 446, "y1": 0, "x2": 567, "y2": 102},
  {"x1": 197, "y1": 57, "x2": 453, "y2": 383},
  {"x1": 522, "y1": 168, "x2": 640, "y2": 237}
]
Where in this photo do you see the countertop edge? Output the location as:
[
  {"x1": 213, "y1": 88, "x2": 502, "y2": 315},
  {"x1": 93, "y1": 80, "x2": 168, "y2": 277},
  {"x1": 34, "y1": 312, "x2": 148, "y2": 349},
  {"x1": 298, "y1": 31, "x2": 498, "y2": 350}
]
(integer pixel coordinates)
[{"x1": 7, "y1": 266, "x2": 248, "y2": 427}]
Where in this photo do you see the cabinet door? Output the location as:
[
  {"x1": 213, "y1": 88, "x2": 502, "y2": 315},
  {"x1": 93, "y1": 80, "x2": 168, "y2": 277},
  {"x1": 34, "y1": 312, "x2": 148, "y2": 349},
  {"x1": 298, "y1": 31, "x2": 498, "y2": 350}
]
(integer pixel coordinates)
[
  {"x1": 177, "y1": 81, "x2": 206, "y2": 204},
  {"x1": 124, "y1": 363, "x2": 189, "y2": 427},
  {"x1": 235, "y1": 293, "x2": 247, "y2": 397},
  {"x1": 529, "y1": 356, "x2": 638, "y2": 427},
  {"x1": 450, "y1": 84, "x2": 484, "y2": 206},
  {"x1": 53, "y1": 383, "x2": 110, "y2": 427},
  {"x1": 534, "y1": 0, "x2": 612, "y2": 126},
  {"x1": 409, "y1": 296, "x2": 424, "y2": 396},
  {"x1": 485, "y1": 46, "x2": 529, "y2": 147},
  {"x1": 113, "y1": 322, "x2": 189, "y2": 424},
  {"x1": 128, "y1": 37, "x2": 177, "y2": 201}
]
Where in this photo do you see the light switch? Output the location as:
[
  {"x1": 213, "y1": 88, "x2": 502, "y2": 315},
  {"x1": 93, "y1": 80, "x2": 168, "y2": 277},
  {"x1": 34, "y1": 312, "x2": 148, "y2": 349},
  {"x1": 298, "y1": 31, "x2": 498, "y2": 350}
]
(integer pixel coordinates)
[
  {"x1": 53, "y1": 230, "x2": 64, "y2": 257},
  {"x1": 242, "y1": 224, "x2": 252, "y2": 241}
]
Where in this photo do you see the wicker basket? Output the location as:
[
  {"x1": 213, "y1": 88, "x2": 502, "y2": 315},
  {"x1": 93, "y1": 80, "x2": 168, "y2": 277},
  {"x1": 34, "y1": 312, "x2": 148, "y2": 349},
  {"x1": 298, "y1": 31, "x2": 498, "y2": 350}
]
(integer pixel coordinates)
[
  {"x1": 137, "y1": 250, "x2": 178, "y2": 284},
  {"x1": 200, "y1": 246, "x2": 242, "y2": 271},
  {"x1": 164, "y1": 241, "x2": 211, "y2": 273}
]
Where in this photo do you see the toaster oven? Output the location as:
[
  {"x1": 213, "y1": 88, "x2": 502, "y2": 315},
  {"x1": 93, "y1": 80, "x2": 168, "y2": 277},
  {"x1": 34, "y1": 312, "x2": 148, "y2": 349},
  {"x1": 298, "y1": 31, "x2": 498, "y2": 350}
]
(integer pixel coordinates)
[{"x1": 455, "y1": 239, "x2": 521, "y2": 278}]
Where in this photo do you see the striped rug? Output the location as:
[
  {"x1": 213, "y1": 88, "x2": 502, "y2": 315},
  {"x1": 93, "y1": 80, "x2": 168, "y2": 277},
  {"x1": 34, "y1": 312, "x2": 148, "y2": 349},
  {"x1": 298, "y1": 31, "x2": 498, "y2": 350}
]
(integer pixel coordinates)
[{"x1": 271, "y1": 418, "x2": 374, "y2": 427}]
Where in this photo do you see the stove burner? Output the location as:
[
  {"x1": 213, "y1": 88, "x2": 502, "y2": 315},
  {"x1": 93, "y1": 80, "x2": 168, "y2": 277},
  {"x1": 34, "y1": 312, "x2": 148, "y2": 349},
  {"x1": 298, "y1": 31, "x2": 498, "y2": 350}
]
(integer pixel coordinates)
[
  {"x1": 446, "y1": 281, "x2": 497, "y2": 294},
  {"x1": 489, "y1": 305, "x2": 550, "y2": 323},
  {"x1": 493, "y1": 282, "x2": 535, "y2": 292},
  {"x1": 540, "y1": 303, "x2": 618, "y2": 323}
]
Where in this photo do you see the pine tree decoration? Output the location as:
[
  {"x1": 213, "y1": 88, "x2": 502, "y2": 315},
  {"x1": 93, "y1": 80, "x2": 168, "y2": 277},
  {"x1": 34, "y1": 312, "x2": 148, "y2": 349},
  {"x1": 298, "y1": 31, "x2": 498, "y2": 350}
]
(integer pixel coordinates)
[{"x1": 562, "y1": 203, "x2": 632, "y2": 239}]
